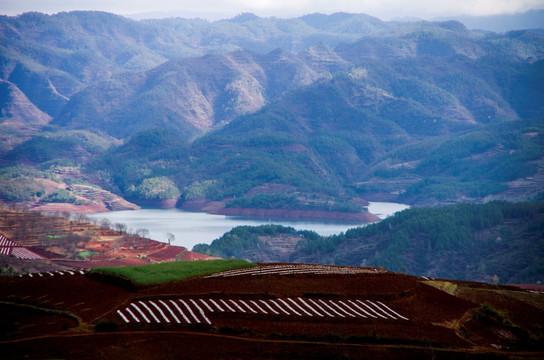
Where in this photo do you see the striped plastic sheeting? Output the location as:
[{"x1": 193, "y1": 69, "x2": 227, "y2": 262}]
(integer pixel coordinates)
[
  {"x1": 0, "y1": 234, "x2": 17, "y2": 247},
  {"x1": 116, "y1": 297, "x2": 409, "y2": 325},
  {"x1": 205, "y1": 264, "x2": 385, "y2": 278},
  {"x1": 0, "y1": 234, "x2": 44, "y2": 260},
  {"x1": 9, "y1": 247, "x2": 44, "y2": 260},
  {"x1": 0, "y1": 235, "x2": 45, "y2": 260}
]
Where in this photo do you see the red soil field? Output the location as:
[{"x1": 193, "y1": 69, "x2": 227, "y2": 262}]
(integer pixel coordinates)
[
  {"x1": 2, "y1": 263, "x2": 543, "y2": 359},
  {"x1": 0, "y1": 209, "x2": 218, "y2": 273}
]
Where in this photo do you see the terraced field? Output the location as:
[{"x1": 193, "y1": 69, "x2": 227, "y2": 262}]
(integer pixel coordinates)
[
  {"x1": 0, "y1": 209, "x2": 216, "y2": 273},
  {"x1": 2, "y1": 263, "x2": 543, "y2": 359}
]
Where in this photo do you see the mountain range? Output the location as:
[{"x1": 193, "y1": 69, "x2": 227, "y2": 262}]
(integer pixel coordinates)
[{"x1": 0, "y1": 10, "x2": 543, "y2": 214}]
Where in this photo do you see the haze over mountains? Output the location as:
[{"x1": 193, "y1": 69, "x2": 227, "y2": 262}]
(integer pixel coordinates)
[
  {"x1": 0, "y1": 10, "x2": 543, "y2": 212},
  {"x1": 433, "y1": 9, "x2": 544, "y2": 33}
]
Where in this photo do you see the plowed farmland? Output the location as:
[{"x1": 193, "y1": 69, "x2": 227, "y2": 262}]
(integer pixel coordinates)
[
  {"x1": 0, "y1": 209, "x2": 216, "y2": 274},
  {"x1": 2, "y1": 263, "x2": 543, "y2": 359}
]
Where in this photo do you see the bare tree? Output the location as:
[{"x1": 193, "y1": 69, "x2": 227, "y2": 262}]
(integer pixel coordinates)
[
  {"x1": 111, "y1": 237, "x2": 124, "y2": 252},
  {"x1": 113, "y1": 223, "x2": 127, "y2": 234},
  {"x1": 136, "y1": 228, "x2": 150, "y2": 239},
  {"x1": 166, "y1": 232, "x2": 175, "y2": 245},
  {"x1": 99, "y1": 218, "x2": 112, "y2": 230},
  {"x1": 74, "y1": 213, "x2": 90, "y2": 224}
]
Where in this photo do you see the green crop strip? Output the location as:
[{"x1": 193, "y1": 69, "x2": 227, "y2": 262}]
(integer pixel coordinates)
[{"x1": 91, "y1": 259, "x2": 257, "y2": 284}]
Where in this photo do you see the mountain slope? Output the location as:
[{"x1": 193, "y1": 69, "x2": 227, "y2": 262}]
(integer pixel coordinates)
[
  {"x1": 85, "y1": 39, "x2": 544, "y2": 207},
  {"x1": 0, "y1": 79, "x2": 51, "y2": 154},
  {"x1": 51, "y1": 48, "x2": 343, "y2": 138},
  {"x1": 0, "y1": 11, "x2": 388, "y2": 120},
  {"x1": 1, "y1": 12, "x2": 543, "y2": 210},
  {"x1": 7, "y1": 63, "x2": 68, "y2": 117}
]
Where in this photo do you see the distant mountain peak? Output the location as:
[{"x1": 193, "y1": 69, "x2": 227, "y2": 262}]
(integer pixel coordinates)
[
  {"x1": 436, "y1": 20, "x2": 469, "y2": 34},
  {"x1": 299, "y1": 43, "x2": 349, "y2": 70},
  {"x1": 266, "y1": 47, "x2": 297, "y2": 62},
  {"x1": 230, "y1": 12, "x2": 260, "y2": 23},
  {"x1": 300, "y1": 12, "x2": 383, "y2": 30}
]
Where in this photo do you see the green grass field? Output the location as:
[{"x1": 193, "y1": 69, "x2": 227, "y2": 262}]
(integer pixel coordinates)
[
  {"x1": 91, "y1": 259, "x2": 256, "y2": 284},
  {"x1": 79, "y1": 250, "x2": 99, "y2": 258}
]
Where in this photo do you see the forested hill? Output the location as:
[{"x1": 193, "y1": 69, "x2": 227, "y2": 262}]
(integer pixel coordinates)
[
  {"x1": 193, "y1": 201, "x2": 544, "y2": 284},
  {"x1": 0, "y1": 11, "x2": 543, "y2": 212}
]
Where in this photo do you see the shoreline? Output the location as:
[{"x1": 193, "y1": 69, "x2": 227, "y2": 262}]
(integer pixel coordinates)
[
  {"x1": 180, "y1": 200, "x2": 382, "y2": 223},
  {"x1": 82, "y1": 201, "x2": 411, "y2": 249},
  {"x1": 11, "y1": 199, "x2": 407, "y2": 224},
  {"x1": 210, "y1": 207, "x2": 381, "y2": 223}
]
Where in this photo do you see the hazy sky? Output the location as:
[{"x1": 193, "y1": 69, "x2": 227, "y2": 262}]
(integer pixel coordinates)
[{"x1": 1, "y1": 0, "x2": 544, "y2": 20}]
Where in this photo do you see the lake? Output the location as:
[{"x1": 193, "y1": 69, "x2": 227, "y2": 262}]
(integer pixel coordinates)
[{"x1": 87, "y1": 202, "x2": 410, "y2": 250}]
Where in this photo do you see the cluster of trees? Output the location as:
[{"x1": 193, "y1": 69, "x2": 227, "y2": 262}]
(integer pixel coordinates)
[
  {"x1": 416, "y1": 124, "x2": 543, "y2": 183},
  {"x1": 40, "y1": 189, "x2": 78, "y2": 204},
  {"x1": 193, "y1": 224, "x2": 317, "y2": 259},
  {"x1": 126, "y1": 177, "x2": 180, "y2": 202},
  {"x1": 225, "y1": 193, "x2": 362, "y2": 213},
  {"x1": 0, "y1": 172, "x2": 44, "y2": 202},
  {"x1": 3, "y1": 131, "x2": 110, "y2": 166},
  {"x1": 296, "y1": 201, "x2": 544, "y2": 280},
  {"x1": 387, "y1": 118, "x2": 544, "y2": 203},
  {"x1": 87, "y1": 128, "x2": 188, "y2": 202},
  {"x1": 0, "y1": 167, "x2": 91, "y2": 205}
]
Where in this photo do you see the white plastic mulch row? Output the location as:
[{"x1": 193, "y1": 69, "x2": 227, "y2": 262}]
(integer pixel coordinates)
[
  {"x1": 10, "y1": 247, "x2": 44, "y2": 260},
  {"x1": 1, "y1": 245, "x2": 44, "y2": 260},
  {"x1": 0, "y1": 233, "x2": 43, "y2": 260},
  {"x1": 116, "y1": 298, "x2": 409, "y2": 325},
  {"x1": 205, "y1": 264, "x2": 386, "y2": 278},
  {"x1": 120, "y1": 299, "x2": 206, "y2": 325},
  {"x1": 0, "y1": 234, "x2": 58, "y2": 261},
  {"x1": 0, "y1": 234, "x2": 17, "y2": 247},
  {"x1": 19, "y1": 270, "x2": 85, "y2": 278}
]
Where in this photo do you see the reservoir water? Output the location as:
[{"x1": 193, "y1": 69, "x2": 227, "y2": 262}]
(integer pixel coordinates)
[{"x1": 88, "y1": 202, "x2": 410, "y2": 250}]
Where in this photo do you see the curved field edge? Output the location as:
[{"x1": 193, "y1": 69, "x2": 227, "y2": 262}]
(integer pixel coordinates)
[{"x1": 90, "y1": 259, "x2": 256, "y2": 284}]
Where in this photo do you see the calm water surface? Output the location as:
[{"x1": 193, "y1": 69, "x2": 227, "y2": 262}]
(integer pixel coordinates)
[{"x1": 88, "y1": 202, "x2": 409, "y2": 250}]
